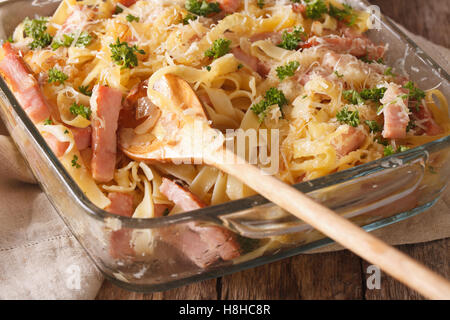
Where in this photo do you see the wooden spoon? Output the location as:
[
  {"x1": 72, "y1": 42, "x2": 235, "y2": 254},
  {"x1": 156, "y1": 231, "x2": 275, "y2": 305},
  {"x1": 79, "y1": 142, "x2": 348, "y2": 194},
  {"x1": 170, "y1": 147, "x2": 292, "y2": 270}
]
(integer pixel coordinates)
[{"x1": 120, "y1": 74, "x2": 450, "y2": 299}]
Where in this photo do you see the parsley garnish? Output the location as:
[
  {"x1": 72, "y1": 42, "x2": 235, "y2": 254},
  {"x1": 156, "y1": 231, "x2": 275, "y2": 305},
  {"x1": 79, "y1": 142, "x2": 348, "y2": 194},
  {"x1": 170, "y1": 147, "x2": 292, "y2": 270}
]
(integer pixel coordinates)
[
  {"x1": 109, "y1": 38, "x2": 145, "y2": 69},
  {"x1": 364, "y1": 120, "x2": 381, "y2": 133},
  {"x1": 48, "y1": 68, "x2": 68, "y2": 85},
  {"x1": 205, "y1": 38, "x2": 231, "y2": 59},
  {"x1": 126, "y1": 14, "x2": 139, "y2": 22},
  {"x1": 6, "y1": 36, "x2": 13, "y2": 43},
  {"x1": 205, "y1": 65, "x2": 212, "y2": 71},
  {"x1": 328, "y1": 3, "x2": 357, "y2": 26},
  {"x1": 257, "y1": 0, "x2": 265, "y2": 9},
  {"x1": 237, "y1": 63, "x2": 244, "y2": 70},
  {"x1": 44, "y1": 118, "x2": 53, "y2": 125},
  {"x1": 406, "y1": 119, "x2": 416, "y2": 132},
  {"x1": 71, "y1": 155, "x2": 81, "y2": 168},
  {"x1": 343, "y1": 90, "x2": 364, "y2": 105},
  {"x1": 78, "y1": 85, "x2": 92, "y2": 97},
  {"x1": 51, "y1": 31, "x2": 92, "y2": 50},
  {"x1": 384, "y1": 145, "x2": 410, "y2": 156},
  {"x1": 336, "y1": 106, "x2": 360, "y2": 127},
  {"x1": 114, "y1": 6, "x2": 124, "y2": 14},
  {"x1": 403, "y1": 81, "x2": 425, "y2": 102},
  {"x1": 64, "y1": 129, "x2": 69, "y2": 134},
  {"x1": 182, "y1": 13, "x2": 197, "y2": 25},
  {"x1": 23, "y1": 17, "x2": 53, "y2": 49},
  {"x1": 276, "y1": 61, "x2": 300, "y2": 81},
  {"x1": 359, "y1": 87, "x2": 387, "y2": 102},
  {"x1": 251, "y1": 88, "x2": 288, "y2": 123},
  {"x1": 384, "y1": 67, "x2": 396, "y2": 77},
  {"x1": 277, "y1": 26, "x2": 306, "y2": 50},
  {"x1": 305, "y1": 0, "x2": 328, "y2": 20},
  {"x1": 334, "y1": 70, "x2": 344, "y2": 78},
  {"x1": 70, "y1": 102, "x2": 92, "y2": 120},
  {"x1": 185, "y1": 0, "x2": 221, "y2": 16}
]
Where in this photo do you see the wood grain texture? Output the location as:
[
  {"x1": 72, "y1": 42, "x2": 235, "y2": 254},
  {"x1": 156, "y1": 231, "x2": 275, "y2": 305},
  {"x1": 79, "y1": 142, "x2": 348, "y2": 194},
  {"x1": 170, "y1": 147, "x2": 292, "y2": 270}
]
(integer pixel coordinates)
[{"x1": 96, "y1": 0, "x2": 450, "y2": 300}]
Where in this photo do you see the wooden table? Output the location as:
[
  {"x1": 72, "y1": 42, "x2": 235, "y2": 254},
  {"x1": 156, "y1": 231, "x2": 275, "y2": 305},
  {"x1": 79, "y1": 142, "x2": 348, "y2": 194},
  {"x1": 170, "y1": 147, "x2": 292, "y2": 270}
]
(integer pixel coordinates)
[{"x1": 96, "y1": 0, "x2": 450, "y2": 300}]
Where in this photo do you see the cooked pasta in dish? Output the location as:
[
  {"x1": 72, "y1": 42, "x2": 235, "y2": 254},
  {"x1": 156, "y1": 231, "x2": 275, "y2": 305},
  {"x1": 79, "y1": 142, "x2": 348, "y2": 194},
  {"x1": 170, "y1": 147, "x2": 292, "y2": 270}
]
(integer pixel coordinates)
[{"x1": 1, "y1": 0, "x2": 449, "y2": 265}]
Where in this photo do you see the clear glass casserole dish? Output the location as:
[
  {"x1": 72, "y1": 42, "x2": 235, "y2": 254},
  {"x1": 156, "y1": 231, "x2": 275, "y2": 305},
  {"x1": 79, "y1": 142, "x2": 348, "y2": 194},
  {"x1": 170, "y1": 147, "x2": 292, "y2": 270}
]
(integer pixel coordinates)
[{"x1": 0, "y1": 0, "x2": 448, "y2": 292}]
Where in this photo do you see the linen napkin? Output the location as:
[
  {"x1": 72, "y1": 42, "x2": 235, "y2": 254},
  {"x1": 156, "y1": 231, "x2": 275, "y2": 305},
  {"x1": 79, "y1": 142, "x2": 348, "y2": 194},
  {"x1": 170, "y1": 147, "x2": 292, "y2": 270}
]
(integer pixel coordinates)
[{"x1": 0, "y1": 25, "x2": 449, "y2": 300}]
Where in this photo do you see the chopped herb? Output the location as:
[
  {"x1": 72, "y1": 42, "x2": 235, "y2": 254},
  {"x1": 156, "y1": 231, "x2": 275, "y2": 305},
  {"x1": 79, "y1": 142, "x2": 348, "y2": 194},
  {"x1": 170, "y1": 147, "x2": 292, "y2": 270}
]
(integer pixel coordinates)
[
  {"x1": 126, "y1": 14, "x2": 140, "y2": 22},
  {"x1": 403, "y1": 81, "x2": 425, "y2": 103},
  {"x1": 257, "y1": 0, "x2": 265, "y2": 9},
  {"x1": 182, "y1": 13, "x2": 197, "y2": 25},
  {"x1": 6, "y1": 36, "x2": 13, "y2": 43},
  {"x1": 205, "y1": 65, "x2": 212, "y2": 71},
  {"x1": 328, "y1": 3, "x2": 357, "y2": 26},
  {"x1": 204, "y1": 38, "x2": 231, "y2": 59},
  {"x1": 64, "y1": 129, "x2": 69, "y2": 134},
  {"x1": 397, "y1": 145, "x2": 410, "y2": 153},
  {"x1": 343, "y1": 90, "x2": 364, "y2": 105},
  {"x1": 44, "y1": 118, "x2": 53, "y2": 125},
  {"x1": 277, "y1": 26, "x2": 306, "y2": 50},
  {"x1": 162, "y1": 208, "x2": 170, "y2": 216},
  {"x1": 359, "y1": 87, "x2": 387, "y2": 102},
  {"x1": 71, "y1": 155, "x2": 81, "y2": 168},
  {"x1": 109, "y1": 38, "x2": 145, "y2": 69},
  {"x1": 384, "y1": 145, "x2": 395, "y2": 156},
  {"x1": 365, "y1": 120, "x2": 381, "y2": 133},
  {"x1": 23, "y1": 17, "x2": 53, "y2": 49},
  {"x1": 334, "y1": 70, "x2": 344, "y2": 78},
  {"x1": 70, "y1": 102, "x2": 92, "y2": 120},
  {"x1": 48, "y1": 68, "x2": 68, "y2": 85},
  {"x1": 375, "y1": 137, "x2": 389, "y2": 146},
  {"x1": 185, "y1": 0, "x2": 221, "y2": 17},
  {"x1": 237, "y1": 63, "x2": 244, "y2": 70},
  {"x1": 78, "y1": 85, "x2": 92, "y2": 97},
  {"x1": 305, "y1": 0, "x2": 328, "y2": 20},
  {"x1": 51, "y1": 31, "x2": 92, "y2": 50},
  {"x1": 114, "y1": 6, "x2": 124, "y2": 14},
  {"x1": 336, "y1": 106, "x2": 360, "y2": 127},
  {"x1": 251, "y1": 88, "x2": 288, "y2": 122},
  {"x1": 302, "y1": 94, "x2": 308, "y2": 99},
  {"x1": 276, "y1": 61, "x2": 300, "y2": 81},
  {"x1": 384, "y1": 67, "x2": 396, "y2": 77}
]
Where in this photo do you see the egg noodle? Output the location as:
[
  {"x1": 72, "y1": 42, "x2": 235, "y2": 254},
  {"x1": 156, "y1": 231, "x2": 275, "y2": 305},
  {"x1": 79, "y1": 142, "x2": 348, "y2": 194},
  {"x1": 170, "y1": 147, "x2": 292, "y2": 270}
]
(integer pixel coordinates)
[{"x1": 5, "y1": 0, "x2": 449, "y2": 219}]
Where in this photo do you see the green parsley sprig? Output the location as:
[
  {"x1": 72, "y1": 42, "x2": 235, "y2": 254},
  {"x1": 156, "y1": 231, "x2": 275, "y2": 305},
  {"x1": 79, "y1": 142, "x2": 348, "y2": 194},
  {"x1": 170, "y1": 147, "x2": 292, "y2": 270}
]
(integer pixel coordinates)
[
  {"x1": 251, "y1": 88, "x2": 288, "y2": 123},
  {"x1": 23, "y1": 17, "x2": 53, "y2": 49},
  {"x1": 364, "y1": 120, "x2": 381, "y2": 133},
  {"x1": 71, "y1": 155, "x2": 81, "y2": 168},
  {"x1": 48, "y1": 68, "x2": 68, "y2": 85},
  {"x1": 69, "y1": 102, "x2": 92, "y2": 120},
  {"x1": 51, "y1": 31, "x2": 93, "y2": 50},
  {"x1": 109, "y1": 38, "x2": 145, "y2": 69},
  {"x1": 205, "y1": 38, "x2": 231, "y2": 59},
  {"x1": 126, "y1": 14, "x2": 139, "y2": 22},
  {"x1": 336, "y1": 106, "x2": 360, "y2": 127},
  {"x1": 276, "y1": 61, "x2": 300, "y2": 81},
  {"x1": 78, "y1": 85, "x2": 93, "y2": 97},
  {"x1": 185, "y1": 0, "x2": 221, "y2": 16},
  {"x1": 277, "y1": 26, "x2": 306, "y2": 50}
]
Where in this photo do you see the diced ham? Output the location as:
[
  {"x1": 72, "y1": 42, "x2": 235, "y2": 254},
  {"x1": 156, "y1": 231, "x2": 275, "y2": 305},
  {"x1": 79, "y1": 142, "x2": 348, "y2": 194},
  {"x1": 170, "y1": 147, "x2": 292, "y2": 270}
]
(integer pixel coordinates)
[
  {"x1": 412, "y1": 104, "x2": 443, "y2": 136},
  {"x1": 118, "y1": 0, "x2": 138, "y2": 7},
  {"x1": 303, "y1": 34, "x2": 385, "y2": 61},
  {"x1": 0, "y1": 42, "x2": 51, "y2": 123},
  {"x1": 380, "y1": 84, "x2": 410, "y2": 139},
  {"x1": 331, "y1": 125, "x2": 366, "y2": 157},
  {"x1": 71, "y1": 126, "x2": 92, "y2": 151},
  {"x1": 42, "y1": 132, "x2": 70, "y2": 158},
  {"x1": 159, "y1": 177, "x2": 206, "y2": 211},
  {"x1": 231, "y1": 47, "x2": 270, "y2": 78},
  {"x1": 217, "y1": 0, "x2": 241, "y2": 13},
  {"x1": 159, "y1": 177, "x2": 241, "y2": 267},
  {"x1": 106, "y1": 192, "x2": 134, "y2": 217},
  {"x1": 91, "y1": 85, "x2": 123, "y2": 183},
  {"x1": 292, "y1": 3, "x2": 306, "y2": 14}
]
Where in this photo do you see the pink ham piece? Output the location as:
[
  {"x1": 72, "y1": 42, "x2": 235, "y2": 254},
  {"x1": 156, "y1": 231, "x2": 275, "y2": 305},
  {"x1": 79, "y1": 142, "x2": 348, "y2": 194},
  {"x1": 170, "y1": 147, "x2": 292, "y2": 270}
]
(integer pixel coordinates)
[
  {"x1": 231, "y1": 47, "x2": 270, "y2": 78},
  {"x1": 91, "y1": 85, "x2": 123, "y2": 183},
  {"x1": 217, "y1": 0, "x2": 241, "y2": 13},
  {"x1": 380, "y1": 84, "x2": 410, "y2": 139},
  {"x1": 42, "y1": 132, "x2": 70, "y2": 158},
  {"x1": 106, "y1": 192, "x2": 134, "y2": 217},
  {"x1": 331, "y1": 125, "x2": 366, "y2": 157},
  {"x1": 159, "y1": 177, "x2": 240, "y2": 267},
  {"x1": 0, "y1": 42, "x2": 51, "y2": 123},
  {"x1": 71, "y1": 126, "x2": 92, "y2": 151},
  {"x1": 292, "y1": 3, "x2": 306, "y2": 14},
  {"x1": 412, "y1": 104, "x2": 443, "y2": 136}
]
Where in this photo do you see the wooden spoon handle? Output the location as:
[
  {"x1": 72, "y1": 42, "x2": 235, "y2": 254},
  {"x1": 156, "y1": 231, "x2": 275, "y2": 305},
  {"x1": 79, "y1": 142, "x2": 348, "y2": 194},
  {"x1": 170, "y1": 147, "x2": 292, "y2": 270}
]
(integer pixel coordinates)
[{"x1": 207, "y1": 148, "x2": 450, "y2": 299}]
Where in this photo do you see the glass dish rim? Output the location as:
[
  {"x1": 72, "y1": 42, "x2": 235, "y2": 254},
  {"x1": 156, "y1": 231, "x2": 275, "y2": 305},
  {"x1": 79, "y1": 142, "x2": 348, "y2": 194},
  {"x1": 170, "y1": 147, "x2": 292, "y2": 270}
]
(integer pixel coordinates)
[{"x1": 0, "y1": 0, "x2": 449, "y2": 230}]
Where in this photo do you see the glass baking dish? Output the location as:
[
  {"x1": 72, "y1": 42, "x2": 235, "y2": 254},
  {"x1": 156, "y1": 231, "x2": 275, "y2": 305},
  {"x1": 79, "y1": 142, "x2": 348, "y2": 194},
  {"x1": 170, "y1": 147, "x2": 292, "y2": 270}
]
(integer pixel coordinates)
[{"x1": 0, "y1": 0, "x2": 449, "y2": 292}]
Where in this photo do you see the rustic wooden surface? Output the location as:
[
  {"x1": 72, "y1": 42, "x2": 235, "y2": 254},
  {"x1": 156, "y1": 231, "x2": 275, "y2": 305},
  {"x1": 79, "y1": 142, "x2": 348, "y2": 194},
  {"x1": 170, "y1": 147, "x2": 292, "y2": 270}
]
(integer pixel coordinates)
[{"x1": 96, "y1": 0, "x2": 450, "y2": 300}]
